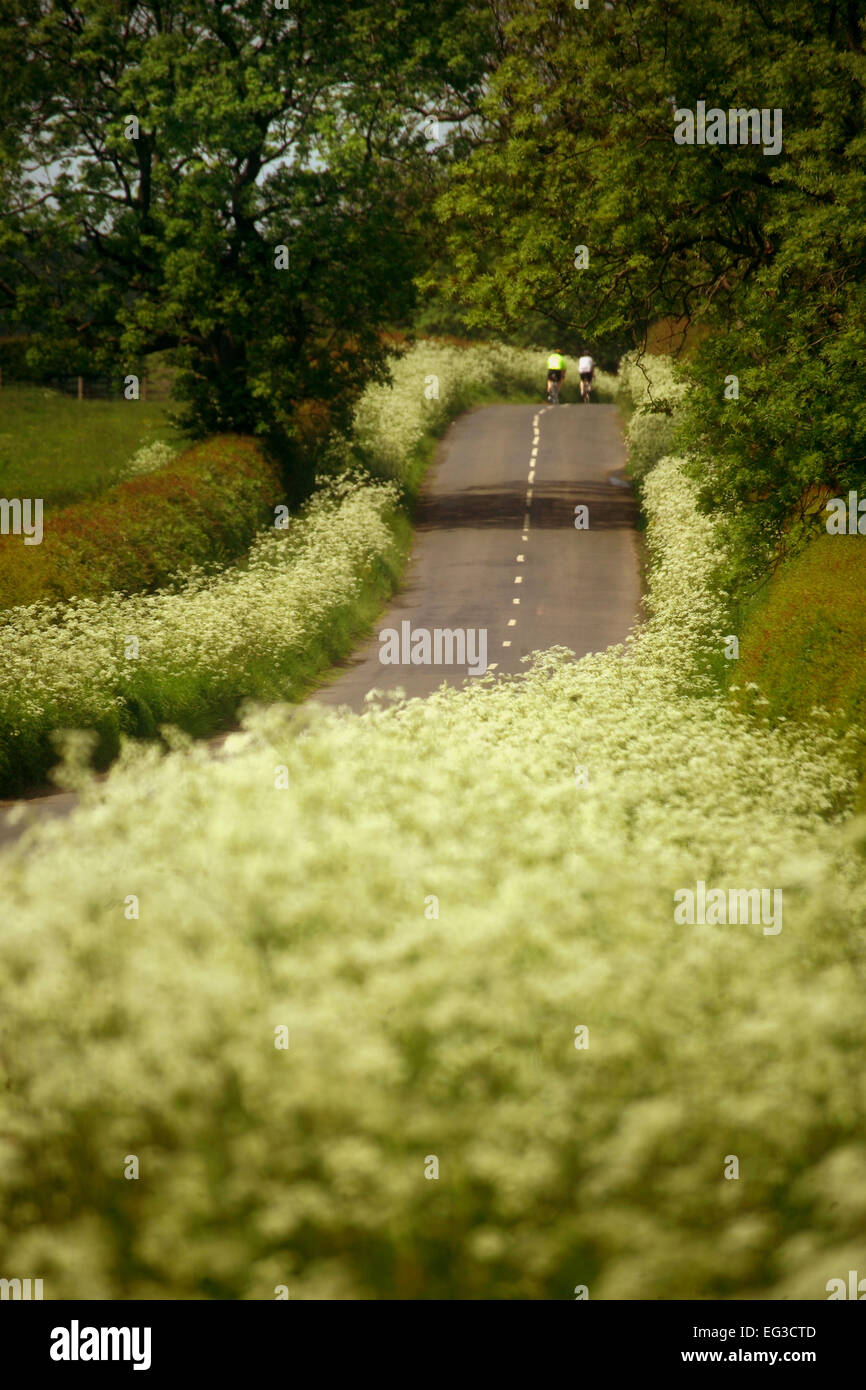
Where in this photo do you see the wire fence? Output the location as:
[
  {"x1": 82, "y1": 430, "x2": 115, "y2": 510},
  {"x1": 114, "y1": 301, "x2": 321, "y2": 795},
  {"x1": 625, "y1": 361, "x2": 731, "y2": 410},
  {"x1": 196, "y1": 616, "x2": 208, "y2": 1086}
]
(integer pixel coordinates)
[{"x1": 0, "y1": 371, "x2": 172, "y2": 401}]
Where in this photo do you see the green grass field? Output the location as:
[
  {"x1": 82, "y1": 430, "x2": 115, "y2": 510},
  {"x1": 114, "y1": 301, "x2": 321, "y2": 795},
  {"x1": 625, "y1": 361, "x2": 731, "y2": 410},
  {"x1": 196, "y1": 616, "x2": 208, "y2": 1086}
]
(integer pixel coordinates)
[{"x1": 0, "y1": 385, "x2": 180, "y2": 508}]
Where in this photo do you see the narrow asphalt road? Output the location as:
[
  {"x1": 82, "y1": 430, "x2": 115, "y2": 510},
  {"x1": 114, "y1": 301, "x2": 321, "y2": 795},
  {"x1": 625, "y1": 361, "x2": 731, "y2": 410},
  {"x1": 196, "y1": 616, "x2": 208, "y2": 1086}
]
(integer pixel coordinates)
[
  {"x1": 0, "y1": 400, "x2": 639, "y2": 846},
  {"x1": 311, "y1": 401, "x2": 640, "y2": 708}
]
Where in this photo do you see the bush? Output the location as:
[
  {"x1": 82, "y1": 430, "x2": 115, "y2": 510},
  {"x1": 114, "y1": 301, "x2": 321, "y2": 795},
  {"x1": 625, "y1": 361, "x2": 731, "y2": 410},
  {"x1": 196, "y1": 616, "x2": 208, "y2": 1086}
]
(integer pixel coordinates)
[
  {"x1": 618, "y1": 353, "x2": 690, "y2": 486},
  {"x1": 124, "y1": 440, "x2": 180, "y2": 479},
  {"x1": 0, "y1": 436, "x2": 282, "y2": 610},
  {"x1": 0, "y1": 474, "x2": 400, "y2": 793}
]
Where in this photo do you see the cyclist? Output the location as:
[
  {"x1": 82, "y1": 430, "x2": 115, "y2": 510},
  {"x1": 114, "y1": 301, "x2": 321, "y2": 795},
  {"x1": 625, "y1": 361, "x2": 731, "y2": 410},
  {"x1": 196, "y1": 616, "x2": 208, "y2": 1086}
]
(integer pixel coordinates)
[
  {"x1": 546, "y1": 350, "x2": 566, "y2": 401},
  {"x1": 578, "y1": 351, "x2": 595, "y2": 401}
]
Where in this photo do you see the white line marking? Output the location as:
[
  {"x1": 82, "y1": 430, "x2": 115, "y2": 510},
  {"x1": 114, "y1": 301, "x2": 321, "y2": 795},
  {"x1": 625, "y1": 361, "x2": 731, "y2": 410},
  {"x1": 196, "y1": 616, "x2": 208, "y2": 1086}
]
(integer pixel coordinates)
[
  {"x1": 528, "y1": 470, "x2": 535, "y2": 483},
  {"x1": 508, "y1": 618, "x2": 516, "y2": 627},
  {"x1": 502, "y1": 640, "x2": 511, "y2": 648},
  {"x1": 514, "y1": 576, "x2": 522, "y2": 584},
  {"x1": 513, "y1": 597, "x2": 520, "y2": 605},
  {"x1": 516, "y1": 554, "x2": 524, "y2": 562},
  {"x1": 526, "y1": 488, "x2": 533, "y2": 500},
  {"x1": 487, "y1": 662, "x2": 498, "y2": 671}
]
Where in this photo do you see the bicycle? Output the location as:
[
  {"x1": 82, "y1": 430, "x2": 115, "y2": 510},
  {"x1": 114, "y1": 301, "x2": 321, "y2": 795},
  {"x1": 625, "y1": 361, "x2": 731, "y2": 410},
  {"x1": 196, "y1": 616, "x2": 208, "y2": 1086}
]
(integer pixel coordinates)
[{"x1": 580, "y1": 375, "x2": 593, "y2": 404}]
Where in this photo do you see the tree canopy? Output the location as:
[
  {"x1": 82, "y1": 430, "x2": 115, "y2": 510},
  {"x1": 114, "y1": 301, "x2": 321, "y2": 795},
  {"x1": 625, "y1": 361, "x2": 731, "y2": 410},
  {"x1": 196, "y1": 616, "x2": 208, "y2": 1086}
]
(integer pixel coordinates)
[
  {"x1": 0, "y1": 0, "x2": 492, "y2": 481},
  {"x1": 435, "y1": 0, "x2": 866, "y2": 580}
]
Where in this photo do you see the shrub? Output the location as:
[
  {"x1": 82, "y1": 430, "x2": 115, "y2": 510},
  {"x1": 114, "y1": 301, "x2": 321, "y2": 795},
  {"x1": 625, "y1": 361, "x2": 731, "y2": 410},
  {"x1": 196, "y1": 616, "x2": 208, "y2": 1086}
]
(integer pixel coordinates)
[
  {"x1": 124, "y1": 440, "x2": 179, "y2": 479},
  {"x1": 618, "y1": 352, "x2": 690, "y2": 486},
  {"x1": 0, "y1": 436, "x2": 282, "y2": 610},
  {"x1": 0, "y1": 474, "x2": 400, "y2": 793}
]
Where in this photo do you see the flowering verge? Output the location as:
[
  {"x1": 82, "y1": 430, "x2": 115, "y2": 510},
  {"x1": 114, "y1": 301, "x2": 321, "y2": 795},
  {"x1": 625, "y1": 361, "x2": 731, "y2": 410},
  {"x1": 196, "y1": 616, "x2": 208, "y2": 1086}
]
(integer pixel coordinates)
[
  {"x1": 0, "y1": 440, "x2": 862, "y2": 1301},
  {"x1": 618, "y1": 351, "x2": 690, "y2": 486},
  {"x1": 0, "y1": 475, "x2": 401, "y2": 793},
  {"x1": 0, "y1": 340, "x2": 585, "y2": 793}
]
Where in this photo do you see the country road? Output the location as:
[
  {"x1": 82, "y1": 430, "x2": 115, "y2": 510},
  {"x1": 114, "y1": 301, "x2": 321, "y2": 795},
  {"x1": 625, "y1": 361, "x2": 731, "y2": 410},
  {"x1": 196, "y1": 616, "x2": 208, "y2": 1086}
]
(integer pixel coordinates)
[
  {"x1": 312, "y1": 401, "x2": 640, "y2": 708},
  {"x1": 0, "y1": 400, "x2": 640, "y2": 846}
]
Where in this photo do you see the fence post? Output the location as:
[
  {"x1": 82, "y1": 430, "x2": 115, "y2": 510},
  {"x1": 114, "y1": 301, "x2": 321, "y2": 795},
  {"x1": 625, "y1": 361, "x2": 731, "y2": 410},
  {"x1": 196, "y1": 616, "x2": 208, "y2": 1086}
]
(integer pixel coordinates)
[{"x1": 77, "y1": 376, "x2": 84, "y2": 401}]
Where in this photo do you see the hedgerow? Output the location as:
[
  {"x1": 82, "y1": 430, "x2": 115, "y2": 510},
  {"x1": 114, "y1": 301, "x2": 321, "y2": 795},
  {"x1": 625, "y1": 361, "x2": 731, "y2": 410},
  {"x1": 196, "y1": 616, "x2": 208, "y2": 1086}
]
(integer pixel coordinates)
[
  {"x1": 0, "y1": 474, "x2": 401, "y2": 794},
  {"x1": 1, "y1": 436, "x2": 863, "y2": 1299},
  {"x1": 0, "y1": 436, "x2": 282, "y2": 610},
  {"x1": 618, "y1": 352, "x2": 690, "y2": 486}
]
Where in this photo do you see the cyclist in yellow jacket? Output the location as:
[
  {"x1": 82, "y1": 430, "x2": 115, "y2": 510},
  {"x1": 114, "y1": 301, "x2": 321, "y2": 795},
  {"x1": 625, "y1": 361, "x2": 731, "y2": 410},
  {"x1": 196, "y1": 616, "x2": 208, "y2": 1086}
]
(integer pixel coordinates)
[{"x1": 546, "y1": 351, "x2": 566, "y2": 401}]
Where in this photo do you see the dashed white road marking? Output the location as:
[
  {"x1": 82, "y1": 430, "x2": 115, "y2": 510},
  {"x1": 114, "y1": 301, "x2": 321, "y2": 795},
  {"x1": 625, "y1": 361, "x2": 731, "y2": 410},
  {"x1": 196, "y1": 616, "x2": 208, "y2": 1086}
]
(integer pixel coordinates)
[
  {"x1": 514, "y1": 417, "x2": 540, "y2": 639},
  {"x1": 502, "y1": 640, "x2": 511, "y2": 648}
]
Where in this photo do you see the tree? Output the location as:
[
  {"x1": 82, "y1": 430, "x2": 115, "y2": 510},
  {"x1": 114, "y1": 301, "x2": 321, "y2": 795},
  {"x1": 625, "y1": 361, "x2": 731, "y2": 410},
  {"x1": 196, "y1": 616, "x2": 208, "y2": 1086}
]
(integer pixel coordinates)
[
  {"x1": 434, "y1": 0, "x2": 866, "y2": 583},
  {"x1": 0, "y1": 0, "x2": 492, "y2": 489}
]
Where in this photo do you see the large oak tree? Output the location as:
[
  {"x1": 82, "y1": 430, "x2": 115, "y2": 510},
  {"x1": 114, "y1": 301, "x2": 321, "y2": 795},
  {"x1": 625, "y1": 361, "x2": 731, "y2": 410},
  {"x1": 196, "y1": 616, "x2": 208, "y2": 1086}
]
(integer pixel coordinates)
[{"x1": 0, "y1": 0, "x2": 491, "y2": 486}]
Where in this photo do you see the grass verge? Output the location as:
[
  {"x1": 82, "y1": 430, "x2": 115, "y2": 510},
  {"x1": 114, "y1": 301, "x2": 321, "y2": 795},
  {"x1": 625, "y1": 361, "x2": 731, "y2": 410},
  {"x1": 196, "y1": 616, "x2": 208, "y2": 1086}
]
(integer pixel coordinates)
[{"x1": 733, "y1": 531, "x2": 866, "y2": 797}]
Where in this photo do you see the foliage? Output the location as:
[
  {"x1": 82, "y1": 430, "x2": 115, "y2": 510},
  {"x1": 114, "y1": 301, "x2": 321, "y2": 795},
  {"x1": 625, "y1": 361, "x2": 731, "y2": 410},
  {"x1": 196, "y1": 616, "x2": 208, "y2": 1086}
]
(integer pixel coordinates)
[
  {"x1": 735, "y1": 533, "x2": 866, "y2": 788},
  {"x1": 618, "y1": 353, "x2": 690, "y2": 486},
  {"x1": 0, "y1": 0, "x2": 494, "y2": 478},
  {"x1": 1, "y1": 301, "x2": 862, "y2": 1298},
  {"x1": 433, "y1": 0, "x2": 866, "y2": 584},
  {"x1": 124, "y1": 440, "x2": 179, "y2": 479},
  {"x1": 0, "y1": 473, "x2": 401, "y2": 792},
  {"x1": 0, "y1": 435, "x2": 281, "y2": 610},
  {"x1": 1, "y1": 436, "x2": 863, "y2": 1299}
]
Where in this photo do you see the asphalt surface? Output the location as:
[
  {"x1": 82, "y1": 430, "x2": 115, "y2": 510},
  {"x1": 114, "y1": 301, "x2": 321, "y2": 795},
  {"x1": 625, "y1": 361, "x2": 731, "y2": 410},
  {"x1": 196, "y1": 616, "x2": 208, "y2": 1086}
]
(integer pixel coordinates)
[
  {"x1": 312, "y1": 401, "x2": 640, "y2": 708},
  {"x1": 0, "y1": 399, "x2": 640, "y2": 846}
]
